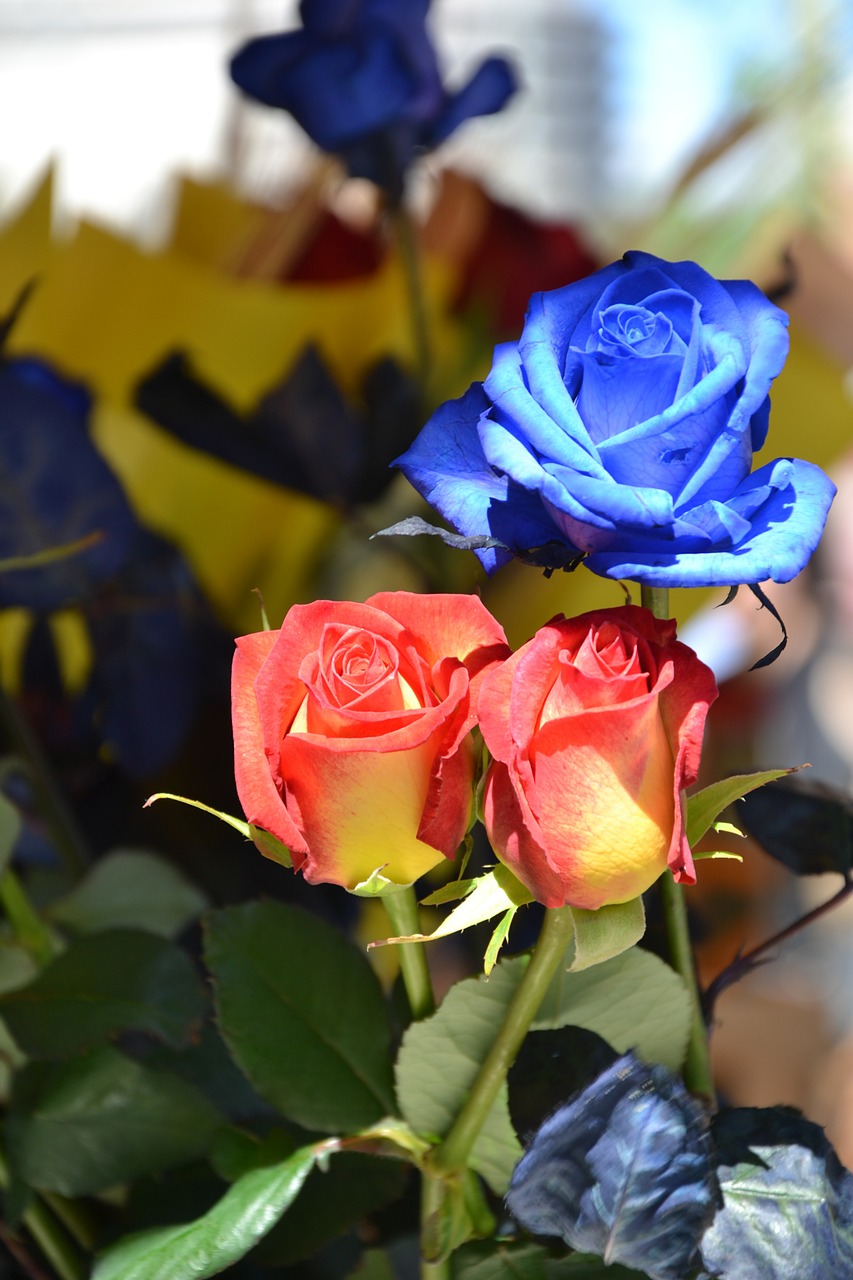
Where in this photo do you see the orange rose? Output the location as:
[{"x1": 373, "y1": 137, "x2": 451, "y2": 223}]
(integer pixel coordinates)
[
  {"x1": 478, "y1": 606, "x2": 717, "y2": 909},
  {"x1": 232, "y1": 592, "x2": 509, "y2": 889}
]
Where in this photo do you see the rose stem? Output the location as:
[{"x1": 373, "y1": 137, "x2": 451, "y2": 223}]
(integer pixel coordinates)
[
  {"x1": 392, "y1": 201, "x2": 432, "y2": 394},
  {"x1": 429, "y1": 905, "x2": 575, "y2": 1177},
  {"x1": 382, "y1": 885, "x2": 436, "y2": 1020},
  {"x1": 0, "y1": 1142, "x2": 85, "y2": 1280},
  {"x1": 641, "y1": 583, "x2": 716, "y2": 1103}
]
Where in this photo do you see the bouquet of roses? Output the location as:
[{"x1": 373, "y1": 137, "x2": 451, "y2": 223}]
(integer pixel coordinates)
[{"x1": 0, "y1": 4, "x2": 849, "y2": 1280}]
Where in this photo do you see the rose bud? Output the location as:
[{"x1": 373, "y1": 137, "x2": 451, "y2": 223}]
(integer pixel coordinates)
[
  {"x1": 231, "y1": 592, "x2": 509, "y2": 890},
  {"x1": 478, "y1": 605, "x2": 718, "y2": 910}
]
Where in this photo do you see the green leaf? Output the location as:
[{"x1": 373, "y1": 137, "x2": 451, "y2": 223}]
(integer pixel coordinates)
[
  {"x1": 0, "y1": 791, "x2": 21, "y2": 878},
  {"x1": 204, "y1": 901, "x2": 395, "y2": 1132},
  {"x1": 396, "y1": 960, "x2": 525, "y2": 1194},
  {"x1": 566, "y1": 898, "x2": 646, "y2": 972},
  {"x1": 535, "y1": 947, "x2": 692, "y2": 1071},
  {"x1": 8, "y1": 1046, "x2": 223, "y2": 1195},
  {"x1": 47, "y1": 850, "x2": 208, "y2": 938},
  {"x1": 0, "y1": 929, "x2": 205, "y2": 1058},
  {"x1": 92, "y1": 1142, "x2": 319, "y2": 1280},
  {"x1": 686, "y1": 768, "x2": 796, "y2": 847}
]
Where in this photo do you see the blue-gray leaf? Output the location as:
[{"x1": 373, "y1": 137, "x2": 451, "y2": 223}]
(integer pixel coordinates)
[
  {"x1": 699, "y1": 1106, "x2": 853, "y2": 1279},
  {"x1": 506, "y1": 1052, "x2": 718, "y2": 1280}
]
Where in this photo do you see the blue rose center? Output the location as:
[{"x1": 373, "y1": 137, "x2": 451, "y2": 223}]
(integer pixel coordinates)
[{"x1": 594, "y1": 303, "x2": 674, "y2": 358}]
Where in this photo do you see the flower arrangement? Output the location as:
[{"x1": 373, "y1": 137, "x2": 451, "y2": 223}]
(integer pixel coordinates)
[{"x1": 0, "y1": 4, "x2": 850, "y2": 1280}]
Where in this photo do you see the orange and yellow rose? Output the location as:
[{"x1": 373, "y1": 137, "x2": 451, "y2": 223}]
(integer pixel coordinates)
[
  {"x1": 478, "y1": 605, "x2": 718, "y2": 910},
  {"x1": 231, "y1": 592, "x2": 509, "y2": 889}
]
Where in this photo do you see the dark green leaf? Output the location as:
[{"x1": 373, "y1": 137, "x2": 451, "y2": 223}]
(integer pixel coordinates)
[
  {"x1": 699, "y1": 1106, "x2": 853, "y2": 1279},
  {"x1": 204, "y1": 902, "x2": 395, "y2": 1132},
  {"x1": 210, "y1": 1127, "x2": 296, "y2": 1182},
  {"x1": 47, "y1": 849, "x2": 208, "y2": 938},
  {"x1": 142, "y1": 1019, "x2": 276, "y2": 1125},
  {"x1": 92, "y1": 1142, "x2": 319, "y2": 1280},
  {"x1": 738, "y1": 776, "x2": 853, "y2": 877},
  {"x1": 0, "y1": 929, "x2": 205, "y2": 1057},
  {"x1": 8, "y1": 1046, "x2": 223, "y2": 1194}
]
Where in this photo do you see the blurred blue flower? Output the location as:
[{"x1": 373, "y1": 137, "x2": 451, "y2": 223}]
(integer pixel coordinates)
[
  {"x1": 229, "y1": 0, "x2": 517, "y2": 192},
  {"x1": 0, "y1": 352, "x2": 225, "y2": 777},
  {"x1": 0, "y1": 357, "x2": 137, "y2": 610},
  {"x1": 395, "y1": 252, "x2": 836, "y2": 587}
]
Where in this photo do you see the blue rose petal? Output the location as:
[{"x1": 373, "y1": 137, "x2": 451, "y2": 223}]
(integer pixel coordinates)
[
  {"x1": 396, "y1": 383, "x2": 566, "y2": 573},
  {"x1": 585, "y1": 459, "x2": 836, "y2": 586}
]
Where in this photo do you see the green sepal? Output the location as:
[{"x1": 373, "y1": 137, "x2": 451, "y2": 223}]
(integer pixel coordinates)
[
  {"x1": 144, "y1": 794, "x2": 292, "y2": 869},
  {"x1": 351, "y1": 867, "x2": 399, "y2": 897},
  {"x1": 370, "y1": 865, "x2": 533, "y2": 971},
  {"x1": 566, "y1": 897, "x2": 646, "y2": 972},
  {"x1": 248, "y1": 825, "x2": 292, "y2": 869},
  {"x1": 686, "y1": 767, "x2": 799, "y2": 847}
]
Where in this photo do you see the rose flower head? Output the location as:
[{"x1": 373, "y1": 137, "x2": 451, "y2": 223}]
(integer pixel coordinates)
[
  {"x1": 478, "y1": 606, "x2": 718, "y2": 910},
  {"x1": 396, "y1": 251, "x2": 835, "y2": 587},
  {"x1": 231, "y1": 592, "x2": 509, "y2": 891},
  {"x1": 229, "y1": 0, "x2": 517, "y2": 193}
]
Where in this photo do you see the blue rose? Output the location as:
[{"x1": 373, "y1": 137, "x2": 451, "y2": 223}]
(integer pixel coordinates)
[
  {"x1": 395, "y1": 252, "x2": 836, "y2": 587},
  {"x1": 229, "y1": 0, "x2": 516, "y2": 192}
]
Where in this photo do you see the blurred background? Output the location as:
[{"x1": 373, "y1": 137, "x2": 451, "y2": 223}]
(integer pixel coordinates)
[{"x1": 3, "y1": 0, "x2": 853, "y2": 1173}]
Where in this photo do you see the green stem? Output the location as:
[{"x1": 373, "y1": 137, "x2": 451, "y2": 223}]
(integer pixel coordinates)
[
  {"x1": 393, "y1": 202, "x2": 431, "y2": 393},
  {"x1": 0, "y1": 868, "x2": 56, "y2": 967},
  {"x1": 383, "y1": 886, "x2": 435, "y2": 1020},
  {"x1": 639, "y1": 584, "x2": 671, "y2": 620},
  {"x1": 420, "y1": 1175, "x2": 450, "y2": 1280},
  {"x1": 641, "y1": 583, "x2": 716, "y2": 1103},
  {"x1": 429, "y1": 905, "x2": 575, "y2": 1176},
  {"x1": 660, "y1": 872, "x2": 715, "y2": 1102},
  {"x1": 0, "y1": 1143, "x2": 85, "y2": 1280},
  {"x1": 42, "y1": 1193, "x2": 98, "y2": 1254}
]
